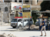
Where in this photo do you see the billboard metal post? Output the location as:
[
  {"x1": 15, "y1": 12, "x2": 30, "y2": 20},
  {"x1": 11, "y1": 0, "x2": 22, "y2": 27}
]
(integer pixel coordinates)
[
  {"x1": 28, "y1": 16, "x2": 30, "y2": 30},
  {"x1": 22, "y1": 0, "x2": 24, "y2": 28},
  {"x1": 3, "y1": 0, "x2": 4, "y2": 2},
  {"x1": 22, "y1": 0, "x2": 23, "y2": 6}
]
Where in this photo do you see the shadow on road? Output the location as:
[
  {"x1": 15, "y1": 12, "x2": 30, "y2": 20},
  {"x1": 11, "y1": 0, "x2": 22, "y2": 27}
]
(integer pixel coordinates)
[
  {"x1": 0, "y1": 27, "x2": 23, "y2": 31},
  {"x1": 0, "y1": 28, "x2": 18, "y2": 31},
  {"x1": 30, "y1": 36, "x2": 46, "y2": 37},
  {"x1": 23, "y1": 28, "x2": 40, "y2": 31},
  {"x1": 7, "y1": 28, "x2": 17, "y2": 29}
]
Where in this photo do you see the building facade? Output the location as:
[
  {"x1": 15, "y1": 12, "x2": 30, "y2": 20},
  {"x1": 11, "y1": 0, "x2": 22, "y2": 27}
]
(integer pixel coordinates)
[
  {"x1": 0, "y1": 0, "x2": 11, "y2": 23},
  {"x1": 0, "y1": 0, "x2": 43, "y2": 23}
]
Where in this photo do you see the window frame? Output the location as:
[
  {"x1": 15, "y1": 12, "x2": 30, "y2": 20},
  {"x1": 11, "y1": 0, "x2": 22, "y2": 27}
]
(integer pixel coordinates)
[
  {"x1": 18, "y1": 19, "x2": 22, "y2": 22},
  {"x1": 19, "y1": 0, "x2": 22, "y2": 2},
  {"x1": 0, "y1": 8, "x2": 1, "y2": 11},
  {"x1": 15, "y1": 0, "x2": 17, "y2": 2},
  {"x1": 25, "y1": 0, "x2": 29, "y2": 3},
  {"x1": 4, "y1": 0, "x2": 11, "y2": 2},
  {"x1": 5, "y1": 7, "x2": 8, "y2": 12}
]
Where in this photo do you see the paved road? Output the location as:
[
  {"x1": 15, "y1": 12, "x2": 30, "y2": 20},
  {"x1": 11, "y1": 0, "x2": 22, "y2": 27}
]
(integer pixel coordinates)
[
  {"x1": 0, "y1": 26, "x2": 50, "y2": 37},
  {"x1": 0, "y1": 26, "x2": 23, "y2": 32},
  {"x1": 0, "y1": 25, "x2": 30, "y2": 32},
  {"x1": 0, "y1": 31, "x2": 50, "y2": 37}
]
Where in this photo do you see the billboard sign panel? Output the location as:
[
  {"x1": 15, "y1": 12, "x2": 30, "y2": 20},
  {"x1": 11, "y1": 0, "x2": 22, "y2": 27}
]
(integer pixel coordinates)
[{"x1": 23, "y1": 5, "x2": 31, "y2": 18}]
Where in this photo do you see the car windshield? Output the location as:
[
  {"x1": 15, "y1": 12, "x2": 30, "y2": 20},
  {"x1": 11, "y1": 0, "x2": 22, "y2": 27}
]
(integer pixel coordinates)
[
  {"x1": 11, "y1": 19, "x2": 17, "y2": 22},
  {"x1": 18, "y1": 19, "x2": 22, "y2": 22},
  {"x1": 30, "y1": 19, "x2": 32, "y2": 21},
  {"x1": 24, "y1": 19, "x2": 29, "y2": 21},
  {"x1": 24, "y1": 20, "x2": 26, "y2": 21}
]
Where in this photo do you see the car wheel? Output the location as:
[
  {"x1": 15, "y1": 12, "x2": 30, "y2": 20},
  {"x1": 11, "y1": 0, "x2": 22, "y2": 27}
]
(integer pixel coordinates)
[{"x1": 12, "y1": 26, "x2": 16, "y2": 28}]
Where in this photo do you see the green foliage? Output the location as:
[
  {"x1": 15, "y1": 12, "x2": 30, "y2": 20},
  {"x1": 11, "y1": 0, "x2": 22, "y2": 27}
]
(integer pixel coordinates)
[
  {"x1": 32, "y1": 10, "x2": 39, "y2": 24},
  {"x1": 40, "y1": 1, "x2": 50, "y2": 11}
]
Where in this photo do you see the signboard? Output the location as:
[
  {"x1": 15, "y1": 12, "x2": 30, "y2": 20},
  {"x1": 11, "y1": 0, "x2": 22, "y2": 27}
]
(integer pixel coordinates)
[
  {"x1": 23, "y1": 5, "x2": 31, "y2": 18},
  {"x1": 11, "y1": 2, "x2": 22, "y2": 10},
  {"x1": 23, "y1": 12, "x2": 31, "y2": 18},
  {"x1": 14, "y1": 5, "x2": 23, "y2": 17}
]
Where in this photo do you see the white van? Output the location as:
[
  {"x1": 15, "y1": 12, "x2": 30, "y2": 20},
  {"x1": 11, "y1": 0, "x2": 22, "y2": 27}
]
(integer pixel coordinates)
[{"x1": 11, "y1": 18, "x2": 33, "y2": 28}]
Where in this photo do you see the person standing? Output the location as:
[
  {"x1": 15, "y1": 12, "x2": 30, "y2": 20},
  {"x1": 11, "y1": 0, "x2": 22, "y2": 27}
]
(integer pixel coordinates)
[
  {"x1": 19, "y1": 11, "x2": 22, "y2": 17},
  {"x1": 40, "y1": 19, "x2": 46, "y2": 36}
]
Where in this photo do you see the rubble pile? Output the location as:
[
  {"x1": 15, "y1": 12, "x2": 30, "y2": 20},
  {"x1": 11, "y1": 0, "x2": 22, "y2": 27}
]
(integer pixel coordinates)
[
  {"x1": 0, "y1": 35, "x2": 5, "y2": 37},
  {"x1": 0, "y1": 33, "x2": 16, "y2": 37}
]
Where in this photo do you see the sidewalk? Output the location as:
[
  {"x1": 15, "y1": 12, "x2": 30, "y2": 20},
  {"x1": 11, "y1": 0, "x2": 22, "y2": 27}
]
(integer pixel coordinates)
[{"x1": 0, "y1": 22, "x2": 10, "y2": 26}]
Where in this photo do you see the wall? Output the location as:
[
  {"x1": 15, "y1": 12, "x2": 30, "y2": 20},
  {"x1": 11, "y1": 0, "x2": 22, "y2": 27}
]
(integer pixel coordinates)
[{"x1": 0, "y1": 2, "x2": 11, "y2": 23}]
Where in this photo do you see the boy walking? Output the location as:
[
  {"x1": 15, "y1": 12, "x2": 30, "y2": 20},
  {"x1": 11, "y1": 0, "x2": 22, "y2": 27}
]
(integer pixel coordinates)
[{"x1": 40, "y1": 19, "x2": 46, "y2": 36}]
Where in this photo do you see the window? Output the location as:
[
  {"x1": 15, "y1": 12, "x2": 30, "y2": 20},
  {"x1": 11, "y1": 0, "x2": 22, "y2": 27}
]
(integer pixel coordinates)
[
  {"x1": 0, "y1": 8, "x2": 1, "y2": 11},
  {"x1": 25, "y1": 0, "x2": 29, "y2": 2},
  {"x1": 18, "y1": 19, "x2": 22, "y2": 22},
  {"x1": 11, "y1": 19, "x2": 17, "y2": 22},
  {"x1": 5, "y1": 7, "x2": 8, "y2": 11},
  {"x1": 19, "y1": 0, "x2": 22, "y2": 2},
  {"x1": 15, "y1": 0, "x2": 17, "y2": 2},
  {"x1": 4, "y1": 0, "x2": 11, "y2": 2},
  {"x1": 30, "y1": 19, "x2": 32, "y2": 21},
  {"x1": 37, "y1": 0, "x2": 38, "y2": 3},
  {"x1": 24, "y1": 20, "x2": 27, "y2": 21},
  {"x1": 31, "y1": 0, "x2": 32, "y2": 5}
]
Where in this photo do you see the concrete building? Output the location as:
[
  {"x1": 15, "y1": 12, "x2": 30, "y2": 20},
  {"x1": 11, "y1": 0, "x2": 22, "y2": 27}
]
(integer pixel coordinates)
[
  {"x1": 0, "y1": 0, "x2": 43, "y2": 23},
  {"x1": 0, "y1": 0, "x2": 3, "y2": 2},
  {"x1": 0, "y1": 2, "x2": 11, "y2": 23},
  {"x1": 0, "y1": 0, "x2": 11, "y2": 23}
]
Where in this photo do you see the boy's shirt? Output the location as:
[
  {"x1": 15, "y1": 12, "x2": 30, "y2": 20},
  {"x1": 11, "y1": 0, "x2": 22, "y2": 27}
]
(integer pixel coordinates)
[{"x1": 42, "y1": 21, "x2": 45, "y2": 26}]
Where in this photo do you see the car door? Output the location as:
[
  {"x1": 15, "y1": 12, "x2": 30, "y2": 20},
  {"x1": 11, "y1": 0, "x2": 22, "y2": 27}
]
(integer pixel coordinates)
[
  {"x1": 24, "y1": 19, "x2": 28, "y2": 26},
  {"x1": 18, "y1": 19, "x2": 23, "y2": 27}
]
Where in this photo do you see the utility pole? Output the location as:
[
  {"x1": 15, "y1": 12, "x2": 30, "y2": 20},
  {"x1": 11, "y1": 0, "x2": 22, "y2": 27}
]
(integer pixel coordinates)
[
  {"x1": 3, "y1": 0, "x2": 4, "y2": 2},
  {"x1": 22, "y1": 0, "x2": 24, "y2": 28},
  {"x1": 28, "y1": 16, "x2": 30, "y2": 30},
  {"x1": 22, "y1": 0, "x2": 23, "y2": 6}
]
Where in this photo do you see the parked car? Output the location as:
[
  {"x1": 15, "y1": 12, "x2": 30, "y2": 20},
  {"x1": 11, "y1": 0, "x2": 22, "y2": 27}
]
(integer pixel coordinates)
[
  {"x1": 11, "y1": 18, "x2": 33, "y2": 28},
  {"x1": 11, "y1": 18, "x2": 17, "y2": 28}
]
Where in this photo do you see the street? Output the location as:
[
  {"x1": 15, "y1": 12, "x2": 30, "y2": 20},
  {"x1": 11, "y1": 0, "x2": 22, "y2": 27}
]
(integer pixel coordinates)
[
  {"x1": 0, "y1": 26, "x2": 23, "y2": 32},
  {"x1": 0, "y1": 0, "x2": 50, "y2": 37},
  {"x1": 0, "y1": 25, "x2": 50, "y2": 37},
  {"x1": 0, "y1": 31, "x2": 50, "y2": 37}
]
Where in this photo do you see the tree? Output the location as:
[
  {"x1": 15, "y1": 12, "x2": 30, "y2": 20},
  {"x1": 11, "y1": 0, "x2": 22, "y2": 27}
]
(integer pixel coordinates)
[{"x1": 32, "y1": 11, "x2": 39, "y2": 24}]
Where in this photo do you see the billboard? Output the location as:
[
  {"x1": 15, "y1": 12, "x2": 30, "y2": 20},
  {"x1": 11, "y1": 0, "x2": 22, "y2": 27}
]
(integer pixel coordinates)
[
  {"x1": 11, "y1": 2, "x2": 22, "y2": 10},
  {"x1": 13, "y1": 5, "x2": 22, "y2": 17},
  {"x1": 23, "y1": 5, "x2": 31, "y2": 18}
]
